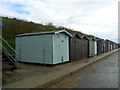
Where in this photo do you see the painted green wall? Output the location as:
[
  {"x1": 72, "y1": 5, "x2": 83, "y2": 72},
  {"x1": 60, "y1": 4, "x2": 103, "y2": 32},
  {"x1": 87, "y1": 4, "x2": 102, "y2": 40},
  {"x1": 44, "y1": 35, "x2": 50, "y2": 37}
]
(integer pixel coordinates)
[
  {"x1": 16, "y1": 32, "x2": 70, "y2": 65},
  {"x1": 53, "y1": 33, "x2": 69, "y2": 64},
  {"x1": 16, "y1": 34, "x2": 53, "y2": 64}
]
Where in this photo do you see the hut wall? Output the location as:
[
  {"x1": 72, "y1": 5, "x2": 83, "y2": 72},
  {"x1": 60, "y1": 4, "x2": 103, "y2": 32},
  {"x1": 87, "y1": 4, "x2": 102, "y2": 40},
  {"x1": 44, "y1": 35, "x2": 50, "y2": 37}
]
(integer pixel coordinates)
[{"x1": 69, "y1": 38, "x2": 76, "y2": 61}]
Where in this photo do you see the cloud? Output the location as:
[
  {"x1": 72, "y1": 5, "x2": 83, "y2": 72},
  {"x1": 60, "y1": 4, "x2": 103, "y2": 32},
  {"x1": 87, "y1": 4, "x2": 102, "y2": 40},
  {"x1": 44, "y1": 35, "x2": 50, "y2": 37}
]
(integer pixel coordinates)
[
  {"x1": 7, "y1": 3, "x2": 30, "y2": 14},
  {"x1": 0, "y1": 0, "x2": 119, "y2": 42}
]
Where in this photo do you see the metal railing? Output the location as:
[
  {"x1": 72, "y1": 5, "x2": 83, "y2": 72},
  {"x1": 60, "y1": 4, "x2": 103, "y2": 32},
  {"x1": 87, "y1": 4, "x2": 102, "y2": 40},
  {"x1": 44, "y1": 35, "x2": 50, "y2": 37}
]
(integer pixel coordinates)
[
  {"x1": 0, "y1": 36, "x2": 17, "y2": 65},
  {"x1": 0, "y1": 36, "x2": 16, "y2": 53},
  {"x1": 0, "y1": 44, "x2": 17, "y2": 64}
]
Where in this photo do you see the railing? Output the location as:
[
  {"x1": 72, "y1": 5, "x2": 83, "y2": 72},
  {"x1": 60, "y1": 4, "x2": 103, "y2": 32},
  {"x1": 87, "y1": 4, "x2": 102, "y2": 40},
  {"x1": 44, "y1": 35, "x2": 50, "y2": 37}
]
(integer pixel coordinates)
[
  {"x1": 0, "y1": 36, "x2": 17, "y2": 66},
  {"x1": 0, "y1": 44, "x2": 17, "y2": 64},
  {"x1": 0, "y1": 36, "x2": 16, "y2": 53}
]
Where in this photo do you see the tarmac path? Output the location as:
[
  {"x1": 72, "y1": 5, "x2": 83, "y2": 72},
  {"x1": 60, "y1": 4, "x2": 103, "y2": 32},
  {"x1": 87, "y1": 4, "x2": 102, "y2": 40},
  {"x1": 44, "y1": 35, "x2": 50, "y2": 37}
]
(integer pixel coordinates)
[{"x1": 48, "y1": 50, "x2": 119, "y2": 88}]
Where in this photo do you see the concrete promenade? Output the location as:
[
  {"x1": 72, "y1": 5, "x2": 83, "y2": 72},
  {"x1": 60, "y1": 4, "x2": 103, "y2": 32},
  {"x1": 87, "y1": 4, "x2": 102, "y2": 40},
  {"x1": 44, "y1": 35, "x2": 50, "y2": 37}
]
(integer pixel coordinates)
[{"x1": 3, "y1": 49, "x2": 119, "y2": 88}]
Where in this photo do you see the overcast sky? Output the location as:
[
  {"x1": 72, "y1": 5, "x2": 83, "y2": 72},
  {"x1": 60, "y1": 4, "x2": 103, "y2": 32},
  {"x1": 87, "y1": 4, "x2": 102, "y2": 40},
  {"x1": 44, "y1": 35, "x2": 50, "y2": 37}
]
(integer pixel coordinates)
[{"x1": 0, "y1": 0, "x2": 119, "y2": 43}]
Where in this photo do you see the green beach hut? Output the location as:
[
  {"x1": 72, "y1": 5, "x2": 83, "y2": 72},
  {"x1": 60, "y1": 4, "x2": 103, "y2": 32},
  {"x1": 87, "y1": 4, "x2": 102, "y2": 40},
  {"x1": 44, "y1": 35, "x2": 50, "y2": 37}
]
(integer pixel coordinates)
[{"x1": 15, "y1": 30, "x2": 72, "y2": 65}]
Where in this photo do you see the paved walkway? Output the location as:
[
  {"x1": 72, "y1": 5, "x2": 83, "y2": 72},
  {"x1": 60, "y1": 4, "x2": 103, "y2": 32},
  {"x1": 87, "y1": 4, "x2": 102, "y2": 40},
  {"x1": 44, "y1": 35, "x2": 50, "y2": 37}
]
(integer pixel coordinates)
[
  {"x1": 48, "y1": 50, "x2": 118, "y2": 88},
  {"x1": 3, "y1": 49, "x2": 119, "y2": 88}
]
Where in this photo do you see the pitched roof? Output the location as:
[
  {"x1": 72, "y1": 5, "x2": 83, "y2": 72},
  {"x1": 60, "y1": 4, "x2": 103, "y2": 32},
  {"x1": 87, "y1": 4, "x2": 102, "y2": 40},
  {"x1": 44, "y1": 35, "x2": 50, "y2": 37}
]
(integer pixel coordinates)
[
  {"x1": 78, "y1": 34, "x2": 89, "y2": 40},
  {"x1": 95, "y1": 37, "x2": 105, "y2": 41},
  {"x1": 16, "y1": 30, "x2": 73, "y2": 37},
  {"x1": 89, "y1": 37, "x2": 96, "y2": 41},
  {"x1": 68, "y1": 32, "x2": 81, "y2": 39}
]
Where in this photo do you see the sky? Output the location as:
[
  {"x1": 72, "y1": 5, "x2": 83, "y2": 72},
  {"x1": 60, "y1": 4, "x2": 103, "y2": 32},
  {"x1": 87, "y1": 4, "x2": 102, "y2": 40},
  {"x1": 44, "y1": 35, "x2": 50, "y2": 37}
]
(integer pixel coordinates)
[{"x1": 0, "y1": 0, "x2": 119, "y2": 43}]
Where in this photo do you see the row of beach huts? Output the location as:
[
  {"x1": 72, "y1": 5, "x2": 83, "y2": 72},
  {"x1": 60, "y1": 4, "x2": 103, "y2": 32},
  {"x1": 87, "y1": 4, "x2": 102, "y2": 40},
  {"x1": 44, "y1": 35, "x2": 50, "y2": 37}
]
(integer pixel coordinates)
[{"x1": 15, "y1": 30, "x2": 119, "y2": 65}]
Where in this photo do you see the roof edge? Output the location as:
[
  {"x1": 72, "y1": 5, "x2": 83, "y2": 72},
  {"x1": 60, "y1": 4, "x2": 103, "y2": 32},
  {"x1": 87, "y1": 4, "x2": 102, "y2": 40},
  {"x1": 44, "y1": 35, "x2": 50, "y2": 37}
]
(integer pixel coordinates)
[
  {"x1": 16, "y1": 30, "x2": 73, "y2": 37},
  {"x1": 81, "y1": 35, "x2": 89, "y2": 40},
  {"x1": 54, "y1": 30, "x2": 73, "y2": 37}
]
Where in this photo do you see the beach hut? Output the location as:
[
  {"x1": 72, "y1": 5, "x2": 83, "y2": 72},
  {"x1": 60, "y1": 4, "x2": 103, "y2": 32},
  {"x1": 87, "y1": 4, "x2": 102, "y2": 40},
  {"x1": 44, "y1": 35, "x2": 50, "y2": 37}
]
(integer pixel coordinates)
[
  {"x1": 105, "y1": 40, "x2": 108, "y2": 52},
  {"x1": 69, "y1": 32, "x2": 82, "y2": 61},
  {"x1": 16, "y1": 30, "x2": 72, "y2": 65},
  {"x1": 94, "y1": 39, "x2": 97, "y2": 55},
  {"x1": 105, "y1": 41, "x2": 107, "y2": 52},
  {"x1": 101, "y1": 39, "x2": 106, "y2": 53},
  {"x1": 106, "y1": 40, "x2": 111, "y2": 52},
  {"x1": 88, "y1": 37, "x2": 96, "y2": 57},
  {"x1": 79, "y1": 34, "x2": 89, "y2": 59},
  {"x1": 110, "y1": 42, "x2": 112, "y2": 51},
  {"x1": 69, "y1": 32, "x2": 89, "y2": 61},
  {"x1": 113, "y1": 42, "x2": 116, "y2": 50},
  {"x1": 108, "y1": 42, "x2": 111, "y2": 51},
  {"x1": 96, "y1": 38, "x2": 102, "y2": 54},
  {"x1": 112, "y1": 42, "x2": 115, "y2": 50}
]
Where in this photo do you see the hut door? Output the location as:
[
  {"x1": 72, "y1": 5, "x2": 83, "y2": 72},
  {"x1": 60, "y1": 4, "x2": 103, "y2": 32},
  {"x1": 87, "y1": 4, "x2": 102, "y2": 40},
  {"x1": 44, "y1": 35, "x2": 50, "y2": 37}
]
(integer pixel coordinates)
[
  {"x1": 61, "y1": 39, "x2": 64, "y2": 62},
  {"x1": 92, "y1": 41, "x2": 94, "y2": 56},
  {"x1": 95, "y1": 41, "x2": 97, "y2": 55},
  {"x1": 102, "y1": 43, "x2": 105, "y2": 53},
  {"x1": 90, "y1": 41, "x2": 93, "y2": 56},
  {"x1": 102, "y1": 44, "x2": 104, "y2": 53},
  {"x1": 60, "y1": 35, "x2": 66, "y2": 63}
]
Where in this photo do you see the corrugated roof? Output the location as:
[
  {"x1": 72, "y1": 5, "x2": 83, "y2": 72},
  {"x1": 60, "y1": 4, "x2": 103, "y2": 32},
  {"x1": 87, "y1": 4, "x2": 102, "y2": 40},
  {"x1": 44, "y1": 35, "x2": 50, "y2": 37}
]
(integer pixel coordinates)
[{"x1": 16, "y1": 30, "x2": 73, "y2": 37}]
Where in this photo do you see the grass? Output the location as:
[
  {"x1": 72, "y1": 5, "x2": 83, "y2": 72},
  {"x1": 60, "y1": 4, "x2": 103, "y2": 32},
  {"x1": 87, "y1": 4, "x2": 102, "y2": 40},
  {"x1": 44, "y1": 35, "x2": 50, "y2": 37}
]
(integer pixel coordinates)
[
  {"x1": 5, "y1": 39, "x2": 15, "y2": 49},
  {"x1": 2, "y1": 38, "x2": 15, "y2": 55}
]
